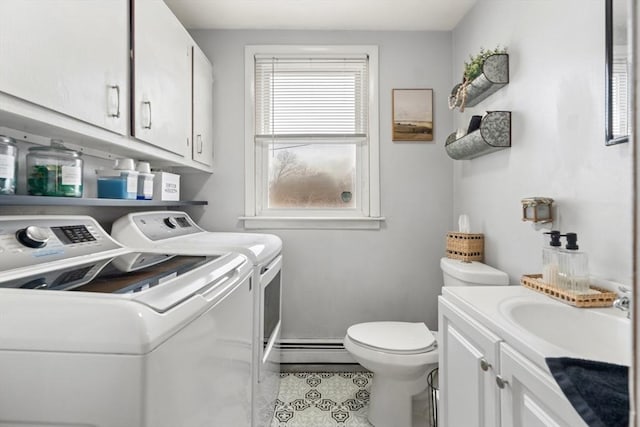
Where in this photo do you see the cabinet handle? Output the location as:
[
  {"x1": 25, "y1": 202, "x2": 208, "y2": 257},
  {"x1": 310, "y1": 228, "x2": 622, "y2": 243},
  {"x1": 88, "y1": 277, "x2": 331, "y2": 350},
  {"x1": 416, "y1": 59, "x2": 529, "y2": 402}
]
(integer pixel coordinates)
[
  {"x1": 109, "y1": 85, "x2": 121, "y2": 118},
  {"x1": 197, "y1": 134, "x2": 203, "y2": 154},
  {"x1": 496, "y1": 375, "x2": 509, "y2": 389},
  {"x1": 479, "y1": 358, "x2": 491, "y2": 372},
  {"x1": 142, "y1": 101, "x2": 152, "y2": 129}
]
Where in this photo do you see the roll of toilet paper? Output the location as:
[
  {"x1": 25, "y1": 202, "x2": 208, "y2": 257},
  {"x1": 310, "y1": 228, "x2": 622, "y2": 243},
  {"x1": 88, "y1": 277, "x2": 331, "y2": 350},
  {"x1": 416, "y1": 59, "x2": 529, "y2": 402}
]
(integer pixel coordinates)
[{"x1": 458, "y1": 214, "x2": 470, "y2": 233}]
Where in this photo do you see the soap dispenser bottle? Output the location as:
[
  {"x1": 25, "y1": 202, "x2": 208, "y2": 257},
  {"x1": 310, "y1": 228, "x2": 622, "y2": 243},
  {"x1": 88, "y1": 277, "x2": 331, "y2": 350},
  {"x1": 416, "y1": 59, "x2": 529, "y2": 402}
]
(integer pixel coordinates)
[
  {"x1": 542, "y1": 230, "x2": 562, "y2": 288},
  {"x1": 558, "y1": 232, "x2": 590, "y2": 293}
]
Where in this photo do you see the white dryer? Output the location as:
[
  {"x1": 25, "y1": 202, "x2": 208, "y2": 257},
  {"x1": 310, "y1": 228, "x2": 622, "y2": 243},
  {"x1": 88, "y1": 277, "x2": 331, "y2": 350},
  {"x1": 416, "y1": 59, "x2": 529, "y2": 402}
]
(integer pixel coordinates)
[
  {"x1": 111, "y1": 211, "x2": 283, "y2": 427},
  {"x1": 0, "y1": 215, "x2": 253, "y2": 427}
]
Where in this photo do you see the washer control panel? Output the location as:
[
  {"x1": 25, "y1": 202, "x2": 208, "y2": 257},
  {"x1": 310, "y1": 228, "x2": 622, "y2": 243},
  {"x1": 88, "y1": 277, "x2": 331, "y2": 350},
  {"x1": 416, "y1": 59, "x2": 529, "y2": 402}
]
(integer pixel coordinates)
[
  {"x1": 52, "y1": 225, "x2": 97, "y2": 245},
  {"x1": 0, "y1": 217, "x2": 121, "y2": 271},
  {"x1": 129, "y1": 212, "x2": 202, "y2": 241}
]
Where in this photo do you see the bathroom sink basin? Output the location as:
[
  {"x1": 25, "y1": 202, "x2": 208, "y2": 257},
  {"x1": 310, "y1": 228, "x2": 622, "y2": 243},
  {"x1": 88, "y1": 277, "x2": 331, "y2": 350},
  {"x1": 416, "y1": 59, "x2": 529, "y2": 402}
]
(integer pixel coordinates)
[{"x1": 500, "y1": 298, "x2": 631, "y2": 366}]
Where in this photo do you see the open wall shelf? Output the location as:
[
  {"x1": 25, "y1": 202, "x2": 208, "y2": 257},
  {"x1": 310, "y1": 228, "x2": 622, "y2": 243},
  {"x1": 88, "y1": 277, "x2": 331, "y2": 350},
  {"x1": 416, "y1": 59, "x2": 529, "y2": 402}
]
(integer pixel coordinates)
[
  {"x1": 0, "y1": 195, "x2": 207, "y2": 207},
  {"x1": 450, "y1": 53, "x2": 509, "y2": 109},
  {"x1": 445, "y1": 111, "x2": 511, "y2": 160}
]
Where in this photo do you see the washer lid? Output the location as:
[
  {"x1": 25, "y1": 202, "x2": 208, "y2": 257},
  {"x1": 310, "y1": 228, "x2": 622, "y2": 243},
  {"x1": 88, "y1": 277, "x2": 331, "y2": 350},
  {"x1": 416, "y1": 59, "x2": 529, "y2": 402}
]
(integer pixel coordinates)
[{"x1": 347, "y1": 322, "x2": 435, "y2": 354}]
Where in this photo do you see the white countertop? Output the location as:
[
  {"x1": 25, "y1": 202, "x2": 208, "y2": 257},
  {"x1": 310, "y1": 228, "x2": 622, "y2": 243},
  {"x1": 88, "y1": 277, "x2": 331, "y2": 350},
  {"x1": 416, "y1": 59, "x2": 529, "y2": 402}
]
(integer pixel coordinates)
[{"x1": 442, "y1": 285, "x2": 631, "y2": 369}]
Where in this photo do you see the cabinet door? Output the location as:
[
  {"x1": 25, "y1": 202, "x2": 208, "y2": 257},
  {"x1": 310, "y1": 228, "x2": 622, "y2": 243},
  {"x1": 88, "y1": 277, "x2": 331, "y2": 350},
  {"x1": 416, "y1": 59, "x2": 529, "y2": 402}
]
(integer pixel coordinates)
[
  {"x1": 499, "y1": 344, "x2": 587, "y2": 427},
  {"x1": 0, "y1": 0, "x2": 128, "y2": 135},
  {"x1": 132, "y1": 0, "x2": 191, "y2": 157},
  {"x1": 192, "y1": 45, "x2": 214, "y2": 167},
  {"x1": 438, "y1": 297, "x2": 502, "y2": 427}
]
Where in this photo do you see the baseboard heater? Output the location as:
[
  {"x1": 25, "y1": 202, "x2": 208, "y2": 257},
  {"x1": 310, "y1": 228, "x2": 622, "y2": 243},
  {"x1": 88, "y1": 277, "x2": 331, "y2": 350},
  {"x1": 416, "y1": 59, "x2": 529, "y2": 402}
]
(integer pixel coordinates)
[
  {"x1": 280, "y1": 331, "x2": 439, "y2": 364},
  {"x1": 278, "y1": 339, "x2": 356, "y2": 364}
]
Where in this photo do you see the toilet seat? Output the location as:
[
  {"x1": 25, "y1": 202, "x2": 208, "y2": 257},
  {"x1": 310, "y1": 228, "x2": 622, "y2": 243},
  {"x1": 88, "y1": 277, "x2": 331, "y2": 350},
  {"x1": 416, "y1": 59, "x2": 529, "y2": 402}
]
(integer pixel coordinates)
[{"x1": 346, "y1": 321, "x2": 436, "y2": 355}]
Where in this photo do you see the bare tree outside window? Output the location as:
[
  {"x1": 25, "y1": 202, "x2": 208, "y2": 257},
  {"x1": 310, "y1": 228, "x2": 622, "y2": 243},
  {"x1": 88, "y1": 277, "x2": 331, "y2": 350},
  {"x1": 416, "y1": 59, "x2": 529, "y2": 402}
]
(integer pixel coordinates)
[{"x1": 268, "y1": 145, "x2": 356, "y2": 208}]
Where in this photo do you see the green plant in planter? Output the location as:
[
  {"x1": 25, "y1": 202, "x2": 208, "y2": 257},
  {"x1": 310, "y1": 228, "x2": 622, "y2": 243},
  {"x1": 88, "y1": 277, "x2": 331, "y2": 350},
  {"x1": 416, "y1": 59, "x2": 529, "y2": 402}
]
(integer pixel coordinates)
[
  {"x1": 463, "y1": 46, "x2": 507, "y2": 81},
  {"x1": 449, "y1": 46, "x2": 508, "y2": 112}
]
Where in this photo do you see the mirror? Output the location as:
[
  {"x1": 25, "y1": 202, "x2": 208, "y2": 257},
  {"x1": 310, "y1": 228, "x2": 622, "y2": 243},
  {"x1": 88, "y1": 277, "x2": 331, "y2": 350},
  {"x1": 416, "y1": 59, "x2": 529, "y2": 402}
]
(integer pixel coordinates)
[{"x1": 605, "y1": 0, "x2": 630, "y2": 145}]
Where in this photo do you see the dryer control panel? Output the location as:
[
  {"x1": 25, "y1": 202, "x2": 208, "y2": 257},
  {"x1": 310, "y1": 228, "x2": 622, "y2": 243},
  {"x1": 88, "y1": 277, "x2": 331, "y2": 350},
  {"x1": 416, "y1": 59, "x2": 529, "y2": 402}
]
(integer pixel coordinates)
[
  {"x1": 0, "y1": 216, "x2": 121, "y2": 270},
  {"x1": 115, "y1": 211, "x2": 203, "y2": 242}
]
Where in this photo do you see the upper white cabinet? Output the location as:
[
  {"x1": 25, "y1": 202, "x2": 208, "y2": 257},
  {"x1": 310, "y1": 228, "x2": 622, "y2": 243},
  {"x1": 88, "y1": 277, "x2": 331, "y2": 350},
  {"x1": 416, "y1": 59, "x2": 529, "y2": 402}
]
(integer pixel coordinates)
[
  {"x1": 0, "y1": 0, "x2": 214, "y2": 172},
  {"x1": 192, "y1": 45, "x2": 214, "y2": 167},
  {"x1": 0, "y1": 0, "x2": 128, "y2": 135},
  {"x1": 132, "y1": 0, "x2": 192, "y2": 157}
]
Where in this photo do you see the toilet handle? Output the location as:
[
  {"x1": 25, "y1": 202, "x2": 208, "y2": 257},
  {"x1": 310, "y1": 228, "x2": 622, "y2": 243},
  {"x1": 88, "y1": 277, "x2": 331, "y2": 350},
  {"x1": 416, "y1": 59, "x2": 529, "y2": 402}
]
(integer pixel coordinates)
[{"x1": 479, "y1": 358, "x2": 491, "y2": 372}]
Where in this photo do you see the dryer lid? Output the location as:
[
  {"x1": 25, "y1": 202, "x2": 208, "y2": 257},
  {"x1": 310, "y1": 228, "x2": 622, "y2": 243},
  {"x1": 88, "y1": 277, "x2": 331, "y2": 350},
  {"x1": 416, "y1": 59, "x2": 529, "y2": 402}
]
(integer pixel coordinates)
[{"x1": 347, "y1": 321, "x2": 435, "y2": 354}]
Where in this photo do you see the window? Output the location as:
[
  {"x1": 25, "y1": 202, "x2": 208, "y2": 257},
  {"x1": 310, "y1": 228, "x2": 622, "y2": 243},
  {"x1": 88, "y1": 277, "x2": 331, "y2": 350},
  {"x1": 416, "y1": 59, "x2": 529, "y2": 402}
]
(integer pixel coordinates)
[
  {"x1": 611, "y1": 53, "x2": 629, "y2": 138},
  {"x1": 243, "y1": 45, "x2": 381, "y2": 229}
]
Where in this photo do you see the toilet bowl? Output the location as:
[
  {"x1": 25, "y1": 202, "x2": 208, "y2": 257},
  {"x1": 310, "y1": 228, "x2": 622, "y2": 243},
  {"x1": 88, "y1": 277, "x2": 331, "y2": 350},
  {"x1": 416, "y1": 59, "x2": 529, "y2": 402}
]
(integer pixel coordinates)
[
  {"x1": 343, "y1": 321, "x2": 437, "y2": 427},
  {"x1": 344, "y1": 258, "x2": 510, "y2": 427}
]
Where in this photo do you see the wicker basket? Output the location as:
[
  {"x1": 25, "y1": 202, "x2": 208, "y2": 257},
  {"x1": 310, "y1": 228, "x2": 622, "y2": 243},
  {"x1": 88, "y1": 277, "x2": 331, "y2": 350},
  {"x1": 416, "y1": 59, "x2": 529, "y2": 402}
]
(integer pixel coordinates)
[
  {"x1": 520, "y1": 274, "x2": 616, "y2": 308},
  {"x1": 445, "y1": 232, "x2": 484, "y2": 262}
]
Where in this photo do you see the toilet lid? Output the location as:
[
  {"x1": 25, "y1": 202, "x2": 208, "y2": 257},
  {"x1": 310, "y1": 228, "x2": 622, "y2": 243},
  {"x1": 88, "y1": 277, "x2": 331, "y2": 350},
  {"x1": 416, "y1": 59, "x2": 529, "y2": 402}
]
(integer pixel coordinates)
[{"x1": 347, "y1": 322, "x2": 436, "y2": 354}]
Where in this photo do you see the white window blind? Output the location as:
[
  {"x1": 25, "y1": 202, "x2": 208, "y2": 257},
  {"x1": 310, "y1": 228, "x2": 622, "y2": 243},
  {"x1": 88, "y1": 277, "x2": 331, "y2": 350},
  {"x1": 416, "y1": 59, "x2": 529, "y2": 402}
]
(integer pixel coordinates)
[
  {"x1": 612, "y1": 56, "x2": 629, "y2": 138},
  {"x1": 254, "y1": 56, "x2": 369, "y2": 139}
]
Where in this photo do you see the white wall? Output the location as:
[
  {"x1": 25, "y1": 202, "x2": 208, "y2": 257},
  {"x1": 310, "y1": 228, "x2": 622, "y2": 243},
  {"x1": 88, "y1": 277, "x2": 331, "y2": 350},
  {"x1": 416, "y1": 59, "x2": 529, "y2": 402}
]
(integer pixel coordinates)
[
  {"x1": 451, "y1": 0, "x2": 633, "y2": 286},
  {"x1": 184, "y1": 30, "x2": 454, "y2": 338}
]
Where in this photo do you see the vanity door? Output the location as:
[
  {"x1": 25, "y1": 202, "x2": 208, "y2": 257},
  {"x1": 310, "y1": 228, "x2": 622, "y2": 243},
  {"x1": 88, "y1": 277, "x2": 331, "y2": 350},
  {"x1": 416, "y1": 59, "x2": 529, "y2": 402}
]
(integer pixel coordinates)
[
  {"x1": 438, "y1": 297, "x2": 502, "y2": 427},
  {"x1": 499, "y1": 343, "x2": 587, "y2": 427}
]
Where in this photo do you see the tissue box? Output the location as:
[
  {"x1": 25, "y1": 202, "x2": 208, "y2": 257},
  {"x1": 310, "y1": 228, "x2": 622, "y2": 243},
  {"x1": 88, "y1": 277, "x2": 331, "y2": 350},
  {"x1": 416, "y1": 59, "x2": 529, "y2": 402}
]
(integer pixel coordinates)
[
  {"x1": 153, "y1": 172, "x2": 180, "y2": 201},
  {"x1": 446, "y1": 232, "x2": 484, "y2": 262}
]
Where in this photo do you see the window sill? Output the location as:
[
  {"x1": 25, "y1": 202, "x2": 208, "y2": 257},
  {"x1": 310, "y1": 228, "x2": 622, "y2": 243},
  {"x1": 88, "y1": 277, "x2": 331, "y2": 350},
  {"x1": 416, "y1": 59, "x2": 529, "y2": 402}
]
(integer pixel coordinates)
[{"x1": 239, "y1": 216, "x2": 386, "y2": 230}]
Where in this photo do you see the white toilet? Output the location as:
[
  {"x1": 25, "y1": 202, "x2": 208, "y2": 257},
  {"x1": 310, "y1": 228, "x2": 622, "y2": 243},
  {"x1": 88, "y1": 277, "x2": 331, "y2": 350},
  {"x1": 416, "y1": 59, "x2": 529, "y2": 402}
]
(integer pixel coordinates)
[{"x1": 344, "y1": 257, "x2": 509, "y2": 427}]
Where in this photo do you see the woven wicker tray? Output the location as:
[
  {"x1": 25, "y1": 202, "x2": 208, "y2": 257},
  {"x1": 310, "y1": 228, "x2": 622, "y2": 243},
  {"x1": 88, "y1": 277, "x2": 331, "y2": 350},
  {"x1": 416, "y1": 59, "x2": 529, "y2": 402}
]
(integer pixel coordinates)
[{"x1": 520, "y1": 274, "x2": 616, "y2": 308}]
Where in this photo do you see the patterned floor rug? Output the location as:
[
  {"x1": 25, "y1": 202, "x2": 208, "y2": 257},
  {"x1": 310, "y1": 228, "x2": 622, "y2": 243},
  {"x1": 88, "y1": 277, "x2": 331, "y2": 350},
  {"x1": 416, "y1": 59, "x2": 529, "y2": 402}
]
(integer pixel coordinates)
[{"x1": 271, "y1": 372, "x2": 374, "y2": 427}]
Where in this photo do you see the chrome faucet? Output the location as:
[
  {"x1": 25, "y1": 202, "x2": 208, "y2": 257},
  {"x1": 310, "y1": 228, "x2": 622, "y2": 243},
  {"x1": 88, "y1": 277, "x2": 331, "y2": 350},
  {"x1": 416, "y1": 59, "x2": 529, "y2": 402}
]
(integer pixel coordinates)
[{"x1": 613, "y1": 287, "x2": 632, "y2": 319}]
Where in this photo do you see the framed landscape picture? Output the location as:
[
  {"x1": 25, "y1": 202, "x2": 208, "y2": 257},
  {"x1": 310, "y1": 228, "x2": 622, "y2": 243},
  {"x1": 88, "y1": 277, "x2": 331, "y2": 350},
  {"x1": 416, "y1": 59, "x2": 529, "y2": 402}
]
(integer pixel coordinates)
[{"x1": 392, "y1": 88, "x2": 434, "y2": 142}]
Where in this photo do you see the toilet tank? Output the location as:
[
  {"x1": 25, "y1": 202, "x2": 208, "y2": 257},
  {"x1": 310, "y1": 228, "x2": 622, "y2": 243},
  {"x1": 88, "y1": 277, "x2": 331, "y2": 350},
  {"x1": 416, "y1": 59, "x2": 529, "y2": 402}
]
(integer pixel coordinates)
[{"x1": 440, "y1": 257, "x2": 509, "y2": 286}]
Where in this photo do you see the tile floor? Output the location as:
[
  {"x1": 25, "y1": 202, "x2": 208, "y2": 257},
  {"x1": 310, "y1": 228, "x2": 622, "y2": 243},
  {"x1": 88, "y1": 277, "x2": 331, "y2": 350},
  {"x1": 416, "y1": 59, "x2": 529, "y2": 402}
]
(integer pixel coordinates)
[
  {"x1": 271, "y1": 372, "x2": 373, "y2": 427},
  {"x1": 270, "y1": 372, "x2": 435, "y2": 427}
]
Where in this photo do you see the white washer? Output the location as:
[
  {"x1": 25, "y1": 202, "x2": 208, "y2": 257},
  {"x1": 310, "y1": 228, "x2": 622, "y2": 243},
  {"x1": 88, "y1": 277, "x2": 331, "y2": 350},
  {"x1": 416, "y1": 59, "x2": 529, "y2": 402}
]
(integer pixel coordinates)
[
  {"x1": 0, "y1": 215, "x2": 254, "y2": 427},
  {"x1": 111, "y1": 211, "x2": 283, "y2": 427}
]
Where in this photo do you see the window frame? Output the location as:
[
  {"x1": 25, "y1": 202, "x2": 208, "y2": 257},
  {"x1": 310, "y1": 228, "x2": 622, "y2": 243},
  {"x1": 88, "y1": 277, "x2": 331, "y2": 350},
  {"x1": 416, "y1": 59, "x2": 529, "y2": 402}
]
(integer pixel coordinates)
[{"x1": 243, "y1": 45, "x2": 382, "y2": 230}]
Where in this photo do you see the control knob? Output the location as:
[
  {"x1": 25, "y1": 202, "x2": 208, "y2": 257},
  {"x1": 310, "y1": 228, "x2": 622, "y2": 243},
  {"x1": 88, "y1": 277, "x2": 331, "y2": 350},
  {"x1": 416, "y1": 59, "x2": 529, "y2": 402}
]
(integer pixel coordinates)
[
  {"x1": 164, "y1": 217, "x2": 178, "y2": 229},
  {"x1": 16, "y1": 226, "x2": 50, "y2": 248}
]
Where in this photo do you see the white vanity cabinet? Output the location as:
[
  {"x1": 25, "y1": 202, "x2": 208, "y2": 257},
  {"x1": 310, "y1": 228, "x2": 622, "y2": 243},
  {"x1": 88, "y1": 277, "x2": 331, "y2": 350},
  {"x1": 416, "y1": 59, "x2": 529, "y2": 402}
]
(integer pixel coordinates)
[
  {"x1": 191, "y1": 44, "x2": 214, "y2": 167},
  {"x1": 132, "y1": 0, "x2": 192, "y2": 157},
  {"x1": 439, "y1": 298, "x2": 502, "y2": 427},
  {"x1": 438, "y1": 294, "x2": 588, "y2": 427},
  {"x1": 0, "y1": 0, "x2": 128, "y2": 136},
  {"x1": 499, "y1": 344, "x2": 587, "y2": 427}
]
